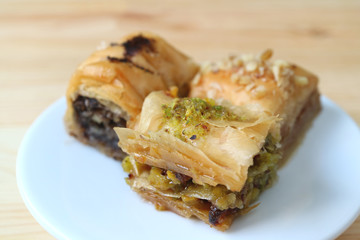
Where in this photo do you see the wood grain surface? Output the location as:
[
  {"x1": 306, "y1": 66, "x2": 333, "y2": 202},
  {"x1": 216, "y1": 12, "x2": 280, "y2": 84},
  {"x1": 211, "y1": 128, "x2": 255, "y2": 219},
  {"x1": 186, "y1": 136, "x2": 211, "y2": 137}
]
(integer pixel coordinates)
[{"x1": 0, "y1": 0, "x2": 359, "y2": 239}]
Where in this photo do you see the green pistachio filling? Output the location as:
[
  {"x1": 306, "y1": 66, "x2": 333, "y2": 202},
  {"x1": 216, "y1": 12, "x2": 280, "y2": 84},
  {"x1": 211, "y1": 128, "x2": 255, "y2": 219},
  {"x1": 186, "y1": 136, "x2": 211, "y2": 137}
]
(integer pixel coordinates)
[
  {"x1": 162, "y1": 97, "x2": 242, "y2": 141},
  {"x1": 122, "y1": 134, "x2": 281, "y2": 211},
  {"x1": 122, "y1": 97, "x2": 280, "y2": 212}
]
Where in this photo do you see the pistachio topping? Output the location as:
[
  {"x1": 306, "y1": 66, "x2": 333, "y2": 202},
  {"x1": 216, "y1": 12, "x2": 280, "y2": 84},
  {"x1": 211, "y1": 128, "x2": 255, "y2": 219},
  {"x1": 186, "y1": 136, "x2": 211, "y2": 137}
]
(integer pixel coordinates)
[{"x1": 162, "y1": 97, "x2": 242, "y2": 141}]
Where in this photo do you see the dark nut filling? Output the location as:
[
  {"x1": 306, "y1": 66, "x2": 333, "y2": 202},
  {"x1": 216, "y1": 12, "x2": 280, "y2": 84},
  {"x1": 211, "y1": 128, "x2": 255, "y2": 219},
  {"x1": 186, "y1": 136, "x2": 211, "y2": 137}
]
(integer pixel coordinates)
[{"x1": 73, "y1": 96, "x2": 127, "y2": 159}]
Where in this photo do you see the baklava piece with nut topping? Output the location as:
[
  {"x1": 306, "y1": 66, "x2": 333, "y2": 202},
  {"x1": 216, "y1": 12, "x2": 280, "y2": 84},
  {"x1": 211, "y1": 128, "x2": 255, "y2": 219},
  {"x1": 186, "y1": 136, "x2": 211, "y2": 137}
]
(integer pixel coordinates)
[
  {"x1": 189, "y1": 49, "x2": 321, "y2": 163},
  {"x1": 115, "y1": 91, "x2": 280, "y2": 231}
]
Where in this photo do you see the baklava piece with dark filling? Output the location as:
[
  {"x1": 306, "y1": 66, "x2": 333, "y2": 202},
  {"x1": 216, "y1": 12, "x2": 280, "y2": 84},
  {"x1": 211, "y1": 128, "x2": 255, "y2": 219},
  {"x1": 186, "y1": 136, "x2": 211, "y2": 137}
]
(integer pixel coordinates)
[{"x1": 64, "y1": 32, "x2": 199, "y2": 159}]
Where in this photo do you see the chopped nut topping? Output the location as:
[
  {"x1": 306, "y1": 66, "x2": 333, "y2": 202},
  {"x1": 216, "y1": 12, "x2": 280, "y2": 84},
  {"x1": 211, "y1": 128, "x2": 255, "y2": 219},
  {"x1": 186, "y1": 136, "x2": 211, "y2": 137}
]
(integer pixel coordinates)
[
  {"x1": 245, "y1": 61, "x2": 258, "y2": 72},
  {"x1": 294, "y1": 76, "x2": 309, "y2": 86},
  {"x1": 259, "y1": 49, "x2": 273, "y2": 61},
  {"x1": 198, "y1": 50, "x2": 301, "y2": 90},
  {"x1": 271, "y1": 59, "x2": 293, "y2": 86},
  {"x1": 282, "y1": 67, "x2": 294, "y2": 77},
  {"x1": 238, "y1": 76, "x2": 252, "y2": 85},
  {"x1": 218, "y1": 61, "x2": 232, "y2": 71},
  {"x1": 252, "y1": 85, "x2": 267, "y2": 98},
  {"x1": 231, "y1": 56, "x2": 243, "y2": 67},
  {"x1": 230, "y1": 72, "x2": 252, "y2": 85},
  {"x1": 236, "y1": 68, "x2": 244, "y2": 75}
]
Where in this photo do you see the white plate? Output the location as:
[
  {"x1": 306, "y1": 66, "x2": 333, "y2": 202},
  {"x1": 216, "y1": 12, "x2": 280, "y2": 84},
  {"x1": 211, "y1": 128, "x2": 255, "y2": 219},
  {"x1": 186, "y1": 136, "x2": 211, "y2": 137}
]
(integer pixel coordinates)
[{"x1": 17, "y1": 96, "x2": 360, "y2": 240}]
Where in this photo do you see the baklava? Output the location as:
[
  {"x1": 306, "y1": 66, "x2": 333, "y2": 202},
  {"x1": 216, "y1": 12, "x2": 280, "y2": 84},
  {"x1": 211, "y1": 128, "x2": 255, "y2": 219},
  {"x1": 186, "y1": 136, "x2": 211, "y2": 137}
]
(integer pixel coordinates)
[
  {"x1": 114, "y1": 49, "x2": 321, "y2": 230},
  {"x1": 64, "y1": 32, "x2": 199, "y2": 159},
  {"x1": 189, "y1": 49, "x2": 321, "y2": 162},
  {"x1": 115, "y1": 91, "x2": 281, "y2": 231}
]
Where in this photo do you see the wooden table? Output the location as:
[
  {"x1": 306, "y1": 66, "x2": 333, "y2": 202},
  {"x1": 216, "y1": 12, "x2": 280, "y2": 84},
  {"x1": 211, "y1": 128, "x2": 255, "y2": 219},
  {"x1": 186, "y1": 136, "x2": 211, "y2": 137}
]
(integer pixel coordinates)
[{"x1": 1, "y1": 0, "x2": 359, "y2": 239}]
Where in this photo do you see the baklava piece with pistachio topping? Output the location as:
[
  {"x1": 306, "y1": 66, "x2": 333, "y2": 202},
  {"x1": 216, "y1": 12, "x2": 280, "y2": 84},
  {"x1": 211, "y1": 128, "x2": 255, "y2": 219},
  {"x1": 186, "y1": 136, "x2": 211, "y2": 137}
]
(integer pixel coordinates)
[{"x1": 115, "y1": 90, "x2": 281, "y2": 231}]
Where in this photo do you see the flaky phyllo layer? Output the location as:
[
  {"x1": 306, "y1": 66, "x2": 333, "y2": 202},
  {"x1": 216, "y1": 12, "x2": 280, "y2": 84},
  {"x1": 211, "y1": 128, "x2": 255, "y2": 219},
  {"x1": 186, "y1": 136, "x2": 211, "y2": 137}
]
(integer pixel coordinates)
[
  {"x1": 121, "y1": 133, "x2": 280, "y2": 210},
  {"x1": 115, "y1": 91, "x2": 279, "y2": 192},
  {"x1": 115, "y1": 91, "x2": 282, "y2": 230}
]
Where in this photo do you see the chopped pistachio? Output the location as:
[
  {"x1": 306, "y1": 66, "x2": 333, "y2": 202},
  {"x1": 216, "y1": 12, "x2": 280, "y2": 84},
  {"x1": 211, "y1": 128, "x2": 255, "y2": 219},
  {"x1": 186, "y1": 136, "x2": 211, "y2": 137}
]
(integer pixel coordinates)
[{"x1": 162, "y1": 97, "x2": 242, "y2": 141}]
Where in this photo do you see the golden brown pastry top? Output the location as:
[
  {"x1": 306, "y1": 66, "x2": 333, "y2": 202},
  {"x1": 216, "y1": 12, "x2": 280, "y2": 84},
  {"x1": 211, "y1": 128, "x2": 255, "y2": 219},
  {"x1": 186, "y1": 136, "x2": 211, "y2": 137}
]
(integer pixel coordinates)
[
  {"x1": 66, "y1": 32, "x2": 199, "y2": 124},
  {"x1": 115, "y1": 91, "x2": 277, "y2": 191},
  {"x1": 189, "y1": 49, "x2": 319, "y2": 141}
]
